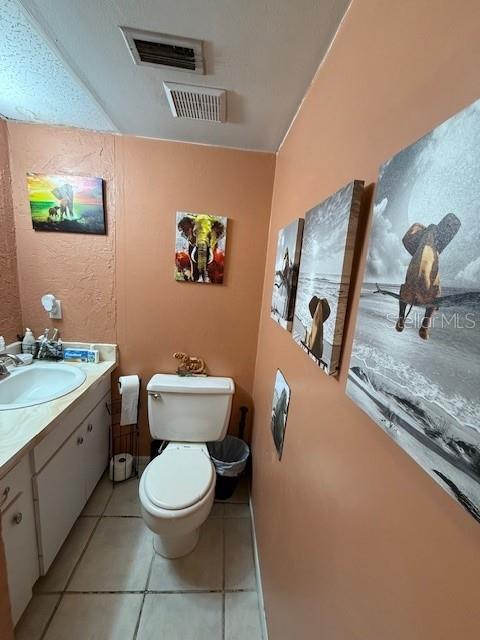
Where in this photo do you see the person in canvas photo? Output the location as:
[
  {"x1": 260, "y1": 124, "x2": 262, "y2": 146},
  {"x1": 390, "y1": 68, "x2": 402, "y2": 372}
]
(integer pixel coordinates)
[{"x1": 304, "y1": 296, "x2": 330, "y2": 361}]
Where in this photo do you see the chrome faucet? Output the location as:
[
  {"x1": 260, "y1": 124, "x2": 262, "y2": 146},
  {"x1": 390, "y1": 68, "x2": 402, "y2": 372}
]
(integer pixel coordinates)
[
  {"x1": 0, "y1": 353, "x2": 23, "y2": 366},
  {"x1": 0, "y1": 353, "x2": 23, "y2": 380}
]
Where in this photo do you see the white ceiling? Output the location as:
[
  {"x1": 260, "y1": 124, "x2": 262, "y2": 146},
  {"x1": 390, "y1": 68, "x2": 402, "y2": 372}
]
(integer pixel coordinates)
[{"x1": 1, "y1": 0, "x2": 350, "y2": 151}]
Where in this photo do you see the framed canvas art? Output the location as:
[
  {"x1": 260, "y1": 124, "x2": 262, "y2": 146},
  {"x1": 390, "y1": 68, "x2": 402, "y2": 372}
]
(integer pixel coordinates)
[
  {"x1": 292, "y1": 180, "x2": 364, "y2": 375},
  {"x1": 175, "y1": 212, "x2": 227, "y2": 284},
  {"x1": 27, "y1": 173, "x2": 106, "y2": 234},
  {"x1": 346, "y1": 98, "x2": 480, "y2": 522},
  {"x1": 271, "y1": 369, "x2": 291, "y2": 460},
  {"x1": 271, "y1": 218, "x2": 304, "y2": 331}
]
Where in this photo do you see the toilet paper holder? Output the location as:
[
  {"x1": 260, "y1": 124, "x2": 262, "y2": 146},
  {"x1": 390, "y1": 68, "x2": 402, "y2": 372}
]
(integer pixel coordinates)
[{"x1": 107, "y1": 377, "x2": 142, "y2": 483}]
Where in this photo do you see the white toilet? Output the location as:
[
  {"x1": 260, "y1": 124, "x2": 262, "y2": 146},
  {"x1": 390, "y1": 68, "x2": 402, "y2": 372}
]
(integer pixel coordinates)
[{"x1": 139, "y1": 373, "x2": 235, "y2": 558}]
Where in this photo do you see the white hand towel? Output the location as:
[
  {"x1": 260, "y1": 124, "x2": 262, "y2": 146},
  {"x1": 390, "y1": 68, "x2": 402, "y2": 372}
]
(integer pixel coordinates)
[{"x1": 118, "y1": 375, "x2": 140, "y2": 426}]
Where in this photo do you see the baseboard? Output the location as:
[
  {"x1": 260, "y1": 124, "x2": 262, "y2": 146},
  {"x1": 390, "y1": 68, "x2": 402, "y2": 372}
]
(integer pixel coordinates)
[{"x1": 249, "y1": 497, "x2": 269, "y2": 640}]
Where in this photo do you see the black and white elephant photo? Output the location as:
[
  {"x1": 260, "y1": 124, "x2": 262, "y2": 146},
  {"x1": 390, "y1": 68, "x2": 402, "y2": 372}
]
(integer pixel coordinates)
[
  {"x1": 346, "y1": 97, "x2": 480, "y2": 523},
  {"x1": 291, "y1": 180, "x2": 364, "y2": 375}
]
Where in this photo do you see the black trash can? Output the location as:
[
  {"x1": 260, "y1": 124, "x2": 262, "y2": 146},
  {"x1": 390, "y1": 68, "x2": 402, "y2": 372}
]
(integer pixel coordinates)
[{"x1": 208, "y1": 435, "x2": 250, "y2": 500}]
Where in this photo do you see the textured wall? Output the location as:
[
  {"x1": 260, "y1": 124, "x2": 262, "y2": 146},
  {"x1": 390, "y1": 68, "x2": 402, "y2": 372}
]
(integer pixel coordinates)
[
  {"x1": 0, "y1": 118, "x2": 22, "y2": 343},
  {"x1": 7, "y1": 123, "x2": 116, "y2": 343},
  {"x1": 251, "y1": 1, "x2": 480, "y2": 639},
  {"x1": 6, "y1": 123, "x2": 275, "y2": 452},
  {"x1": 115, "y1": 135, "x2": 276, "y2": 452}
]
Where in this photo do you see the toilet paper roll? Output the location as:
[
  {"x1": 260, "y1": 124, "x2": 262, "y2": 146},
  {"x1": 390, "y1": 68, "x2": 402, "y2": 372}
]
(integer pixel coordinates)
[
  {"x1": 118, "y1": 375, "x2": 140, "y2": 426},
  {"x1": 109, "y1": 453, "x2": 133, "y2": 482}
]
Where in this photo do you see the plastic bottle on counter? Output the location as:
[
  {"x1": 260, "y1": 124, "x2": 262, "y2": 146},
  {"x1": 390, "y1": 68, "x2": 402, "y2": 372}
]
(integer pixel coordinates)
[
  {"x1": 0, "y1": 336, "x2": 5, "y2": 353},
  {"x1": 22, "y1": 328, "x2": 37, "y2": 356}
]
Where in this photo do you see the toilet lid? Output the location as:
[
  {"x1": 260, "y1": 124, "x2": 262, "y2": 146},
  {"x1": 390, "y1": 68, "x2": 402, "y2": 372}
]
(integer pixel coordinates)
[{"x1": 144, "y1": 448, "x2": 214, "y2": 510}]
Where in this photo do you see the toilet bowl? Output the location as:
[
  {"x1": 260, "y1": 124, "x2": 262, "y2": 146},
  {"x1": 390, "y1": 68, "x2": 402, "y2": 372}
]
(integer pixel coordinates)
[
  {"x1": 139, "y1": 443, "x2": 216, "y2": 558},
  {"x1": 140, "y1": 373, "x2": 235, "y2": 558}
]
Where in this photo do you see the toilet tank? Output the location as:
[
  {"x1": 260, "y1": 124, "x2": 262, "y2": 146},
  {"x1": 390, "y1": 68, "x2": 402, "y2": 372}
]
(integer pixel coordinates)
[{"x1": 147, "y1": 374, "x2": 235, "y2": 442}]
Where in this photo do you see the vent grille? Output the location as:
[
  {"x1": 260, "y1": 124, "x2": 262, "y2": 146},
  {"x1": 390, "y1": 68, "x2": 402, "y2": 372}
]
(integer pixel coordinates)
[
  {"x1": 163, "y1": 82, "x2": 226, "y2": 123},
  {"x1": 133, "y1": 39, "x2": 196, "y2": 70},
  {"x1": 120, "y1": 27, "x2": 204, "y2": 74}
]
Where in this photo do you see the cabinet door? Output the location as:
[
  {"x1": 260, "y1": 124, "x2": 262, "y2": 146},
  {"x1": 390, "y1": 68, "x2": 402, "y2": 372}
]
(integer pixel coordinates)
[
  {"x1": 34, "y1": 425, "x2": 87, "y2": 573},
  {"x1": 83, "y1": 393, "x2": 111, "y2": 500},
  {"x1": 2, "y1": 490, "x2": 39, "y2": 625},
  {"x1": 33, "y1": 376, "x2": 111, "y2": 473}
]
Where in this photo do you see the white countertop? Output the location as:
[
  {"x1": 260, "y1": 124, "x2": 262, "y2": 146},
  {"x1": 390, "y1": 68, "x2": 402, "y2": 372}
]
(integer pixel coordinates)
[{"x1": 0, "y1": 358, "x2": 117, "y2": 478}]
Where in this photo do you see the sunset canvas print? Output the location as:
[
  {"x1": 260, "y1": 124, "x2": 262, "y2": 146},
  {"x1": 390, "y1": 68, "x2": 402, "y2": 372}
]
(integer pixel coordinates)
[{"x1": 27, "y1": 173, "x2": 106, "y2": 234}]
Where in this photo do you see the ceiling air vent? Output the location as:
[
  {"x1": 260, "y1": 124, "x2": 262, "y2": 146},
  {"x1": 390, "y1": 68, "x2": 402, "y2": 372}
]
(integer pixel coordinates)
[
  {"x1": 120, "y1": 27, "x2": 204, "y2": 74},
  {"x1": 163, "y1": 82, "x2": 226, "y2": 123}
]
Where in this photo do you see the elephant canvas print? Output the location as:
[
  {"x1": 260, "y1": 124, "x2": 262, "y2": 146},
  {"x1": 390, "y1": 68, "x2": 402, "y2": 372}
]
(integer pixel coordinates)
[
  {"x1": 27, "y1": 173, "x2": 105, "y2": 234},
  {"x1": 271, "y1": 369, "x2": 291, "y2": 460},
  {"x1": 346, "y1": 98, "x2": 480, "y2": 523},
  {"x1": 271, "y1": 218, "x2": 304, "y2": 331},
  {"x1": 175, "y1": 211, "x2": 227, "y2": 284},
  {"x1": 292, "y1": 180, "x2": 364, "y2": 375}
]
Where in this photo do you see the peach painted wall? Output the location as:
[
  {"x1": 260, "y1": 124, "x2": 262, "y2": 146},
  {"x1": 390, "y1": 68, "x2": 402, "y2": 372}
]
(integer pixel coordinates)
[
  {"x1": 7, "y1": 123, "x2": 116, "y2": 343},
  {"x1": 1, "y1": 126, "x2": 273, "y2": 633},
  {"x1": 115, "y1": 135, "x2": 275, "y2": 452},
  {"x1": 5, "y1": 123, "x2": 275, "y2": 452},
  {"x1": 251, "y1": 2, "x2": 480, "y2": 639},
  {"x1": 0, "y1": 119, "x2": 22, "y2": 343}
]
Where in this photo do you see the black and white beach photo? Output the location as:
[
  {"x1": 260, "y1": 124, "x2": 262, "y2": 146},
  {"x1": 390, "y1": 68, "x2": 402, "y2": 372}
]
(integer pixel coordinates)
[
  {"x1": 346, "y1": 99, "x2": 480, "y2": 522},
  {"x1": 271, "y1": 219, "x2": 304, "y2": 330},
  {"x1": 292, "y1": 181, "x2": 364, "y2": 375}
]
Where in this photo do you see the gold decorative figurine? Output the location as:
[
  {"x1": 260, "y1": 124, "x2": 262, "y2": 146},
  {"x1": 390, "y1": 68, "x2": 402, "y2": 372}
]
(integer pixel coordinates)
[{"x1": 173, "y1": 352, "x2": 207, "y2": 376}]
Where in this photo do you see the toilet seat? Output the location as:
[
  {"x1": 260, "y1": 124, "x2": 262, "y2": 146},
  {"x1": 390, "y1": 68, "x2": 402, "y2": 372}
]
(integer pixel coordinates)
[{"x1": 143, "y1": 447, "x2": 214, "y2": 511}]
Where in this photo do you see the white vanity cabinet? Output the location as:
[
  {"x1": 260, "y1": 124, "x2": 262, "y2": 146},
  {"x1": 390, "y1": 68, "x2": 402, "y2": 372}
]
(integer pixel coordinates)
[
  {"x1": 1, "y1": 456, "x2": 39, "y2": 625},
  {"x1": 34, "y1": 384, "x2": 111, "y2": 573},
  {"x1": 0, "y1": 365, "x2": 115, "y2": 628}
]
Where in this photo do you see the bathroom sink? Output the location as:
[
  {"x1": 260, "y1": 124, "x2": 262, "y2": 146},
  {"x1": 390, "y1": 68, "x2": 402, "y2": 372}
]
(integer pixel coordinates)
[{"x1": 0, "y1": 363, "x2": 86, "y2": 410}]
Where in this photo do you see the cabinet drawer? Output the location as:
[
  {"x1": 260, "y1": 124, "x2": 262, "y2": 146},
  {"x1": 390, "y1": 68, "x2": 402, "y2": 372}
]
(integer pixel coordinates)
[
  {"x1": 0, "y1": 455, "x2": 32, "y2": 513},
  {"x1": 2, "y1": 481, "x2": 39, "y2": 624},
  {"x1": 33, "y1": 374, "x2": 111, "y2": 472}
]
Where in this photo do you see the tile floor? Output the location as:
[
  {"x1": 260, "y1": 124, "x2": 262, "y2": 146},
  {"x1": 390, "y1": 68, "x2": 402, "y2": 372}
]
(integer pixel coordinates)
[{"x1": 15, "y1": 471, "x2": 264, "y2": 640}]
